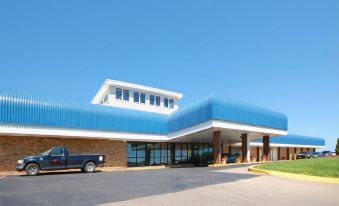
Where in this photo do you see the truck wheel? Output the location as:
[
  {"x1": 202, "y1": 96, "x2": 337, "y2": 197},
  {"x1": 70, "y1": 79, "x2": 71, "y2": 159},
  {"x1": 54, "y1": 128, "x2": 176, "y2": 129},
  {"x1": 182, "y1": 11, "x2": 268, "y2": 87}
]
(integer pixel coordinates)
[
  {"x1": 84, "y1": 162, "x2": 96, "y2": 173},
  {"x1": 25, "y1": 163, "x2": 39, "y2": 176}
]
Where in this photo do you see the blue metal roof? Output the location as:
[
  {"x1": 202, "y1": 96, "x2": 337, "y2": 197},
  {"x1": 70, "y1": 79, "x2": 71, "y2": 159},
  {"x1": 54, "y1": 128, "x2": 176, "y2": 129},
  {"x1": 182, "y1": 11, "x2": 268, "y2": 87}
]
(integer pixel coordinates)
[
  {"x1": 252, "y1": 134, "x2": 325, "y2": 146},
  {"x1": 168, "y1": 97, "x2": 288, "y2": 132},
  {"x1": 0, "y1": 91, "x2": 168, "y2": 134},
  {"x1": 0, "y1": 91, "x2": 287, "y2": 135}
]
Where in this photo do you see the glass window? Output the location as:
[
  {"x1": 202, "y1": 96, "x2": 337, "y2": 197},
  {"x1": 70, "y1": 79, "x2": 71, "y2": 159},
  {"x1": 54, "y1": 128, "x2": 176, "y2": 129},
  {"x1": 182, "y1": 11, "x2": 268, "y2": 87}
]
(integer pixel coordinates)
[
  {"x1": 123, "y1": 89, "x2": 129, "y2": 101},
  {"x1": 50, "y1": 147, "x2": 64, "y2": 156},
  {"x1": 128, "y1": 158, "x2": 137, "y2": 167},
  {"x1": 137, "y1": 143, "x2": 145, "y2": 158},
  {"x1": 133, "y1": 92, "x2": 139, "y2": 103},
  {"x1": 128, "y1": 143, "x2": 137, "y2": 157},
  {"x1": 199, "y1": 144, "x2": 204, "y2": 156},
  {"x1": 156, "y1": 96, "x2": 161, "y2": 106},
  {"x1": 140, "y1": 93, "x2": 145, "y2": 104},
  {"x1": 150, "y1": 95, "x2": 155, "y2": 105},
  {"x1": 116, "y1": 88, "x2": 122, "y2": 100},
  {"x1": 181, "y1": 144, "x2": 188, "y2": 157},
  {"x1": 136, "y1": 158, "x2": 145, "y2": 166},
  {"x1": 175, "y1": 156, "x2": 181, "y2": 164},
  {"x1": 164, "y1": 98, "x2": 169, "y2": 108},
  {"x1": 175, "y1": 144, "x2": 182, "y2": 156},
  {"x1": 187, "y1": 144, "x2": 192, "y2": 157},
  {"x1": 169, "y1": 99, "x2": 174, "y2": 108}
]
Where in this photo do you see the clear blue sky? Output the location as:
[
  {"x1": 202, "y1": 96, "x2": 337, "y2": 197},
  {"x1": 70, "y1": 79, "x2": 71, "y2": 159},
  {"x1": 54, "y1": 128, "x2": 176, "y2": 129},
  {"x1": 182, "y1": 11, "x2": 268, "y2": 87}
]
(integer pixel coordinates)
[{"x1": 1, "y1": 0, "x2": 338, "y2": 150}]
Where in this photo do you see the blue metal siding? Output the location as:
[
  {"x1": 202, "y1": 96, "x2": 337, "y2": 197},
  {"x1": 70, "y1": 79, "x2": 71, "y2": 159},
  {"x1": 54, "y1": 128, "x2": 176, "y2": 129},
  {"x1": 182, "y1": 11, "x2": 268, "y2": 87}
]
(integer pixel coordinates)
[
  {"x1": 1, "y1": 91, "x2": 288, "y2": 135},
  {"x1": 0, "y1": 91, "x2": 168, "y2": 134},
  {"x1": 252, "y1": 134, "x2": 325, "y2": 146},
  {"x1": 168, "y1": 97, "x2": 288, "y2": 132}
]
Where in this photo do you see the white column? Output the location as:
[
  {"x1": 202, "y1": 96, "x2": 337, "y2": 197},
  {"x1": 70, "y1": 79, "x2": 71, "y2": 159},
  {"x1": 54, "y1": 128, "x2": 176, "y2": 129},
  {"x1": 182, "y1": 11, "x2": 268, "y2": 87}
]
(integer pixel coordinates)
[{"x1": 246, "y1": 136, "x2": 250, "y2": 162}]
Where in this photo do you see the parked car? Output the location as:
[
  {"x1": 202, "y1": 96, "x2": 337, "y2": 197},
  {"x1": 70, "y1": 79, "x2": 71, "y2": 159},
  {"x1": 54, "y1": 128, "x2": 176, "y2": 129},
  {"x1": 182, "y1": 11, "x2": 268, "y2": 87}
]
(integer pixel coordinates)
[
  {"x1": 297, "y1": 152, "x2": 311, "y2": 159},
  {"x1": 311, "y1": 152, "x2": 322, "y2": 158},
  {"x1": 331, "y1": 152, "x2": 337, "y2": 157},
  {"x1": 16, "y1": 146, "x2": 105, "y2": 176},
  {"x1": 226, "y1": 153, "x2": 240, "y2": 163},
  {"x1": 322, "y1": 151, "x2": 332, "y2": 157}
]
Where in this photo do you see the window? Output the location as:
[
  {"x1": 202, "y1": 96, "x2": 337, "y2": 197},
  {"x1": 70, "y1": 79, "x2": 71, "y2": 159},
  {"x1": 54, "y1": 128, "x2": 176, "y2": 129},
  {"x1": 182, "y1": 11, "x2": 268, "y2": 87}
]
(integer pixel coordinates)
[
  {"x1": 133, "y1": 92, "x2": 139, "y2": 103},
  {"x1": 169, "y1": 99, "x2": 174, "y2": 108},
  {"x1": 150, "y1": 95, "x2": 155, "y2": 105},
  {"x1": 116, "y1": 88, "x2": 122, "y2": 100},
  {"x1": 156, "y1": 96, "x2": 161, "y2": 106},
  {"x1": 49, "y1": 147, "x2": 64, "y2": 156},
  {"x1": 123, "y1": 89, "x2": 129, "y2": 101},
  {"x1": 164, "y1": 98, "x2": 169, "y2": 108},
  {"x1": 103, "y1": 94, "x2": 108, "y2": 103},
  {"x1": 140, "y1": 93, "x2": 145, "y2": 104}
]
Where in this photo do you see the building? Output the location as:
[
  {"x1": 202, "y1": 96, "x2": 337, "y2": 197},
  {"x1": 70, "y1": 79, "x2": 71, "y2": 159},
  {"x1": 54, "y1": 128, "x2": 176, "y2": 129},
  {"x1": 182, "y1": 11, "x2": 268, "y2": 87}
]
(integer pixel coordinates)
[{"x1": 0, "y1": 80, "x2": 325, "y2": 170}]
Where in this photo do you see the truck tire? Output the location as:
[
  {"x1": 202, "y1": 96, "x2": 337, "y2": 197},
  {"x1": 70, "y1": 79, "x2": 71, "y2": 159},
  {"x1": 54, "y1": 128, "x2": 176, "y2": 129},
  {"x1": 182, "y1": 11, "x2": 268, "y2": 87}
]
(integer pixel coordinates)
[
  {"x1": 25, "y1": 163, "x2": 39, "y2": 176},
  {"x1": 84, "y1": 162, "x2": 96, "y2": 173}
]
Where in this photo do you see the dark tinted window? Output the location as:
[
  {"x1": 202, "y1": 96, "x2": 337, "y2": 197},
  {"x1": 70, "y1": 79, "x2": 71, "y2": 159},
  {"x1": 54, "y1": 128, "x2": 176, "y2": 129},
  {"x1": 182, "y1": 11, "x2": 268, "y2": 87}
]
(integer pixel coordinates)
[
  {"x1": 150, "y1": 95, "x2": 155, "y2": 105},
  {"x1": 164, "y1": 98, "x2": 169, "y2": 108},
  {"x1": 123, "y1": 89, "x2": 129, "y2": 101},
  {"x1": 140, "y1": 93, "x2": 145, "y2": 104},
  {"x1": 133, "y1": 92, "x2": 139, "y2": 103},
  {"x1": 50, "y1": 147, "x2": 64, "y2": 156},
  {"x1": 156, "y1": 96, "x2": 160, "y2": 106},
  {"x1": 116, "y1": 88, "x2": 122, "y2": 100}
]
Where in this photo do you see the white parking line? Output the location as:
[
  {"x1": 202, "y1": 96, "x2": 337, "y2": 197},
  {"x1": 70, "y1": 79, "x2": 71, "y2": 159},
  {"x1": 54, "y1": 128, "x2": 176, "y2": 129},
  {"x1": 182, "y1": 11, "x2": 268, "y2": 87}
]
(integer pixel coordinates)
[{"x1": 0, "y1": 175, "x2": 7, "y2": 179}]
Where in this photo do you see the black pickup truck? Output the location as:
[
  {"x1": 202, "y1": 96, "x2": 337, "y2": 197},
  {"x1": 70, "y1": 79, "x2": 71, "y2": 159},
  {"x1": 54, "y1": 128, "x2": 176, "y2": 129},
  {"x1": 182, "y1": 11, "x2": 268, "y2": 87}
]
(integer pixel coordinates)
[{"x1": 16, "y1": 146, "x2": 105, "y2": 176}]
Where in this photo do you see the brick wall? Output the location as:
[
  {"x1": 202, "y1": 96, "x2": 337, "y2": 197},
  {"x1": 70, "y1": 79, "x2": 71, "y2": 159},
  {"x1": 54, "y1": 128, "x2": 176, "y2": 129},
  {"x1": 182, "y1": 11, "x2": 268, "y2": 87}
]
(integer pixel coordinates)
[{"x1": 0, "y1": 135, "x2": 127, "y2": 171}]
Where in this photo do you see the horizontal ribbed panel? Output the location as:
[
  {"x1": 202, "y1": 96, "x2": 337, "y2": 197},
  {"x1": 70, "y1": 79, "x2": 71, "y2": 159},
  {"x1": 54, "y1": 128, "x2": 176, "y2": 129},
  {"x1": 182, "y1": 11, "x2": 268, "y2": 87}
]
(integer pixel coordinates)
[
  {"x1": 252, "y1": 134, "x2": 325, "y2": 146},
  {"x1": 168, "y1": 97, "x2": 288, "y2": 132},
  {"x1": 0, "y1": 91, "x2": 168, "y2": 134}
]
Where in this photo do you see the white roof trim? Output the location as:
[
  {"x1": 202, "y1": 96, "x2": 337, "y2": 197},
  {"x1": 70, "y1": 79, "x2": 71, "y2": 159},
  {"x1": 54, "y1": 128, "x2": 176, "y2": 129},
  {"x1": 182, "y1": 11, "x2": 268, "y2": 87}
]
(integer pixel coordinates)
[
  {"x1": 0, "y1": 119, "x2": 288, "y2": 142},
  {"x1": 230, "y1": 142, "x2": 325, "y2": 148},
  {"x1": 92, "y1": 79, "x2": 183, "y2": 104},
  {"x1": 0, "y1": 124, "x2": 167, "y2": 142}
]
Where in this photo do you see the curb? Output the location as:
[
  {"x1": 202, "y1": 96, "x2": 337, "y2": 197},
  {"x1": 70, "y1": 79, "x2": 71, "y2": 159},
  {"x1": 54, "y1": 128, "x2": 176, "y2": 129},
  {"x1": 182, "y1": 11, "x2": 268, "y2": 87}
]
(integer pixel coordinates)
[{"x1": 248, "y1": 165, "x2": 339, "y2": 185}]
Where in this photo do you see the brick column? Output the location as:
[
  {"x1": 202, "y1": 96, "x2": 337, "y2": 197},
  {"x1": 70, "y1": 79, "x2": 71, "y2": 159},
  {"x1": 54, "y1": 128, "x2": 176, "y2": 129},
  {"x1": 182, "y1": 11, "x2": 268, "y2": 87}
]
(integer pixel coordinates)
[
  {"x1": 241, "y1": 133, "x2": 249, "y2": 162},
  {"x1": 294, "y1": 148, "x2": 297, "y2": 160},
  {"x1": 263, "y1": 135, "x2": 270, "y2": 161},
  {"x1": 213, "y1": 131, "x2": 222, "y2": 164},
  {"x1": 256, "y1": 146, "x2": 260, "y2": 162},
  {"x1": 278, "y1": 147, "x2": 281, "y2": 160},
  {"x1": 287, "y1": 147, "x2": 290, "y2": 160}
]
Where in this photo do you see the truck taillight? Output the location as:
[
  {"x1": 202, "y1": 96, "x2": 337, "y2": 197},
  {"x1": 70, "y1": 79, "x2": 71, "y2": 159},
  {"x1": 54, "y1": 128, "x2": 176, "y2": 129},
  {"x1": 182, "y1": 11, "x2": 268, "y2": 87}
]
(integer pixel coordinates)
[{"x1": 99, "y1": 156, "x2": 103, "y2": 161}]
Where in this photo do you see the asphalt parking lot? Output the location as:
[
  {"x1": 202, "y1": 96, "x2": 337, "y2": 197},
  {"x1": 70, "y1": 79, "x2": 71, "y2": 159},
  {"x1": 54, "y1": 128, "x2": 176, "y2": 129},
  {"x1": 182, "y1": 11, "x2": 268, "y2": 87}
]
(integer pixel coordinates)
[{"x1": 1, "y1": 164, "x2": 339, "y2": 206}]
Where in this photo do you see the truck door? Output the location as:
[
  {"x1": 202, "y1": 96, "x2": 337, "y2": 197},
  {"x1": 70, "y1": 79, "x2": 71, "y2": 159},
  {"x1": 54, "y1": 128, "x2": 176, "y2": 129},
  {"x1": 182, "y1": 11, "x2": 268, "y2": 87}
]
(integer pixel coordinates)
[{"x1": 42, "y1": 147, "x2": 67, "y2": 170}]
